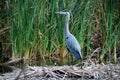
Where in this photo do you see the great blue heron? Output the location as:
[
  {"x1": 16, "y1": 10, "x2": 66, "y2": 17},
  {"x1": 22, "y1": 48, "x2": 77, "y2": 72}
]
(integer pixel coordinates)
[{"x1": 56, "y1": 10, "x2": 82, "y2": 60}]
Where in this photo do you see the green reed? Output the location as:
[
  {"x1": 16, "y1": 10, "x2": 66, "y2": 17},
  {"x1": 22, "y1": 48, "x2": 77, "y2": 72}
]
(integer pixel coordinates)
[
  {"x1": 99, "y1": 0, "x2": 119, "y2": 63},
  {"x1": 10, "y1": 0, "x2": 120, "y2": 65}
]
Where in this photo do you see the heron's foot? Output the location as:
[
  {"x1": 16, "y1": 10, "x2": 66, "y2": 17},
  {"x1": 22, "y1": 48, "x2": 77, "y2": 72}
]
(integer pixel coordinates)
[{"x1": 69, "y1": 59, "x2": 80, "y2": 65}]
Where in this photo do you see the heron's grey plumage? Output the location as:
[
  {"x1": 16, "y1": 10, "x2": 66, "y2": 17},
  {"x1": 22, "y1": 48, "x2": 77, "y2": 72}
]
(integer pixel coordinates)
[{"x1": 56, "y1": 10, "x2": 82, "y2": 60}]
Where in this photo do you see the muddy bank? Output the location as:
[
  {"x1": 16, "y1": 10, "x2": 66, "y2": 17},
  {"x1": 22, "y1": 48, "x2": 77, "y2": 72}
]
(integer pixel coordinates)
[{"x1": 0, "y1": 63, "x2": 120, "y2": 80}]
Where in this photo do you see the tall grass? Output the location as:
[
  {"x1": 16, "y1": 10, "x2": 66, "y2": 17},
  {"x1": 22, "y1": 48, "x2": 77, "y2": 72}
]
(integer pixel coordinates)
[
  {"x1": 10, "y1": 0, "x2": 120, "y2": 65},
  {"x1": 98, "y1": 0, "x2": 119, "y2": 63}
]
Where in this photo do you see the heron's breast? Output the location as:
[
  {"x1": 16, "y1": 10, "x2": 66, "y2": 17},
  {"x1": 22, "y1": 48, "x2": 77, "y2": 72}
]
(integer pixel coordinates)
[{"x1": 65, "y1": 34, "x2": 81, "y2": 50}]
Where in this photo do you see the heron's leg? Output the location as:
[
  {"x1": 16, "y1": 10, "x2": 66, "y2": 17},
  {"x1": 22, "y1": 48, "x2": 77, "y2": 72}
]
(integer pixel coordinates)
[
  {"x1": 70, "y1": 54, "x2": 74, "y2": 65},
  {"x1": 70, "y1": 55, "x2": 79, "y2": 65},
  {"x1": 75, "y1": 60, "x2": 83, "y2": 68}
]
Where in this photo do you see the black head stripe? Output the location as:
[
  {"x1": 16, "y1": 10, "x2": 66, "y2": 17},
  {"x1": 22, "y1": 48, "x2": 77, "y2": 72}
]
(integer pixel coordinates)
[{"x1": 62, "y1": 9, "x2": 69, "y2": 12}]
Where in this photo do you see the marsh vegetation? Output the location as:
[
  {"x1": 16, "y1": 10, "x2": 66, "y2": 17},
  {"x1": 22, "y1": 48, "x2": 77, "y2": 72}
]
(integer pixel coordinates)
[{"x1": 0, "y1": 0, "x2": 120, "y2": 79}]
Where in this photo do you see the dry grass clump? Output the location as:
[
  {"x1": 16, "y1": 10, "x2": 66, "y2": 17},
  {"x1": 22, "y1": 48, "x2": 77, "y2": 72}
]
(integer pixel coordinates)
[{"x1": 1, "y1": 62, "x2": 120, "y2": 80}]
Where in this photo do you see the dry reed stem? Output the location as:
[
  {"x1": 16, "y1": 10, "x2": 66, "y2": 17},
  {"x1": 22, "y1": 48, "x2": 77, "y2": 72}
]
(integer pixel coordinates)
[{"x1": 1, "y1": 63, "x2": 120, "y2": 80}]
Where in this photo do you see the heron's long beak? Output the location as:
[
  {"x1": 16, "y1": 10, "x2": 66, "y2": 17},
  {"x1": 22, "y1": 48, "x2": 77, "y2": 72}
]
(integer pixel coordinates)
[{"x1": 55, "y1": 11, "x2": 66, "y2": 15}]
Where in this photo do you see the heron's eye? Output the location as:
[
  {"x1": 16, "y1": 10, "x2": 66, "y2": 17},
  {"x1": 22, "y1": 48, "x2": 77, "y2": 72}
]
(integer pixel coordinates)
[{"x1": 66, "y1": 37, "x2": 69, "y2": 39}]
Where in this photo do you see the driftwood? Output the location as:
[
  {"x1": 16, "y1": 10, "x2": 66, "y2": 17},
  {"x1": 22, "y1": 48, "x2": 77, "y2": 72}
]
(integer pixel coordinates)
[
  {"x1": 0, "y1": 58, "x2": 24, "y2": 74},
  {"x1": 3, "y1": 58, "x2": 24, "y2": 66},
  {"x1": 1, "y1": 63, "x2": 120, "y2": 80},
  {"x1": 0, "y1": 58, "x2": 23, "y2": 66}
]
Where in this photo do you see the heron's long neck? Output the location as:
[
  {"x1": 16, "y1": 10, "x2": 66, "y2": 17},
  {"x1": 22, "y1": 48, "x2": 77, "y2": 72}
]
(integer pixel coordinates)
[{"x1": 64, "y1": 15, "x2": 70, "y2": 37}]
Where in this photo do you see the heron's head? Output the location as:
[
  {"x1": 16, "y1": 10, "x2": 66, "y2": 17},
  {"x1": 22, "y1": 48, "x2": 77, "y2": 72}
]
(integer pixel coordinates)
[
  {"x1": 55, "y1": 10, "x2": 70, "y2": 20},
  {"x1": 55, "y1": 10, "x2": 70, "y2": 15}
]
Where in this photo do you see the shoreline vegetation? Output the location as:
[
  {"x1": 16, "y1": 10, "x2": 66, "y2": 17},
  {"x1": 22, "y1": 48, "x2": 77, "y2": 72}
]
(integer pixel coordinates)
[{"x1": 0, "y1": 0, "x2": 120, "y2": 79}]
